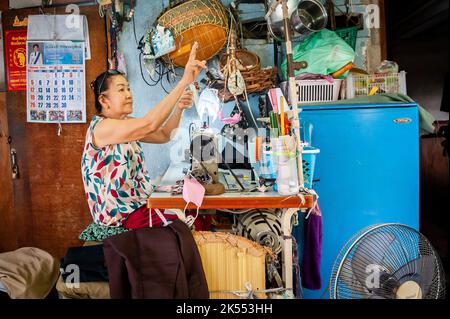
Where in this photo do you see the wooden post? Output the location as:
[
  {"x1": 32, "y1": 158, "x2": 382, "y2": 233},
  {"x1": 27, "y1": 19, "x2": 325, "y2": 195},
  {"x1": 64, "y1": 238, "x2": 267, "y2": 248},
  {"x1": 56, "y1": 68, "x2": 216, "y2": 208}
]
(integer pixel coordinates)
[{"x1": 281, "y1": 0, "x2": 305, "y2": 188}]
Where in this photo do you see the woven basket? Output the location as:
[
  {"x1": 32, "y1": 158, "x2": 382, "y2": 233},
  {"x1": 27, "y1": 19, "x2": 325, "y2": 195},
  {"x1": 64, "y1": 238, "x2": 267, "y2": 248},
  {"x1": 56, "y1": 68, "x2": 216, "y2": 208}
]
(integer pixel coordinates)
[
  {"x1": 220, "y1": 49, "x2": 260, "y2": 73},
  {"x1": 220, "y1": 48, "x2": 276, "y2": 95},
  {"x1": 244, "y1": 67, "x2": 277, "y2": 94},
  {"x1": 157, "y1": 0, "x2": 229, "y2": 67}
]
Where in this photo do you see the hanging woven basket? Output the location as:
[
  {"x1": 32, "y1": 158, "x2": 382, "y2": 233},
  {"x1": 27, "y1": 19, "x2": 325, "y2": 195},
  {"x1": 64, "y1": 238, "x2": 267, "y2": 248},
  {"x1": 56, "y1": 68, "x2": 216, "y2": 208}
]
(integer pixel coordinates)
[
  {"x1": 157, "y1": 0, "x2": 229, "y2": 67},
  {"x1": 220, "y1": 49, "x2": 261, "y2": 73}
]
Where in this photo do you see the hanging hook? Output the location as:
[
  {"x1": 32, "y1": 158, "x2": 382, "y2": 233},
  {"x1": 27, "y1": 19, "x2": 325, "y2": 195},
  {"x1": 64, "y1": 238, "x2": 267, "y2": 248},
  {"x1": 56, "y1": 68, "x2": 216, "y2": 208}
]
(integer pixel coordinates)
[{"x1": 57, "y1": 122, "x2": 62, "y2": 136}]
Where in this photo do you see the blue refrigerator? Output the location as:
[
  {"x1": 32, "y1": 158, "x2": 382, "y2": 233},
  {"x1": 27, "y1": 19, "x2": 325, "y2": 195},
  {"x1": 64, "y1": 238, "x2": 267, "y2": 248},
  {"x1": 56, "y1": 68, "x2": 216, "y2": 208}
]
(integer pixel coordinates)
[{"x1": 295, "y1": 102, "x2": 420, "y2": 299}]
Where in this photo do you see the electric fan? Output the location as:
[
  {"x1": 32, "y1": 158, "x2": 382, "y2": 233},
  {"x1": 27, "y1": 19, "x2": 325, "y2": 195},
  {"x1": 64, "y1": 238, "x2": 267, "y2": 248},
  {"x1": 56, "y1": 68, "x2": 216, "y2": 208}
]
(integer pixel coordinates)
[{"x1": 329, "y1": 224, "x2": 446, "y2": 299}]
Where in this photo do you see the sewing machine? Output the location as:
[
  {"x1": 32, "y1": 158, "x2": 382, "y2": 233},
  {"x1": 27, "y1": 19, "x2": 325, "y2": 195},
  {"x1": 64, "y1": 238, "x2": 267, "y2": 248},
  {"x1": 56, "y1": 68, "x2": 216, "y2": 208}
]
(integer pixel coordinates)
[
  {"x1": 189, "y1": 126, "x2": 263, "y2": 191},
  {"x1": 189, "y1": 128, "x2": 220, "y2": 183}
]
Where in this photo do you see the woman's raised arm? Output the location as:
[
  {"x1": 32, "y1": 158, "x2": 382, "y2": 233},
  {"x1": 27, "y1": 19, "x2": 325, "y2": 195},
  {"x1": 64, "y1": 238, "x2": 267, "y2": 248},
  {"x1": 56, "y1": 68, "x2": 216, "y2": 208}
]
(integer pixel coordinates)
[{"x1": 93, "y1": 42, "x2": 206, "y2": 148}]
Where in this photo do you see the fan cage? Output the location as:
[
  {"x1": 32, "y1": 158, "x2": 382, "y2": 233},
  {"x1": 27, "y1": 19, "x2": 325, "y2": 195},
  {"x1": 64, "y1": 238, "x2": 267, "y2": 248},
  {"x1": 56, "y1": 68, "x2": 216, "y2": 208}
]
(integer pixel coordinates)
[{"x1": 329, "y1": 223, "x2": 446, "y2": 299}]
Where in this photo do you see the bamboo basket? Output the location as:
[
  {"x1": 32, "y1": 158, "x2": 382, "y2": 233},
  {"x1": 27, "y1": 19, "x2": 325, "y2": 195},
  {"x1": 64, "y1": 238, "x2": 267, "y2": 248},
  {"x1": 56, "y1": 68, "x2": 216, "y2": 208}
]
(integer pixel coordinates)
[
  {"x1": 220, "y1": 49, "x2": 260, "y2": 73},
  {"x1": 157, "y1": 0, "x2": 229, "y2": 67},
  {"x1": 193, "y1": 231, "x2": 271, "y2": 299},
  {"x1": 220, "y1": 49, "x2": 276, "y2": 95},
  {"x1": 244, "y1": 67, "x2": 277, "y2": 94}
]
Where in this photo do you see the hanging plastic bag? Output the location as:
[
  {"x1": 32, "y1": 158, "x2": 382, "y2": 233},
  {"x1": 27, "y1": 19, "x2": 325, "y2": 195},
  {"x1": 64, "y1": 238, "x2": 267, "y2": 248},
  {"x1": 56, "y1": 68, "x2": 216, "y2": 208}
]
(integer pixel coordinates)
[
  {"x1": 196, "y1": 88, "x2": 220, "y2": 121},
  {"x1": 281, "y1": 29, "x2": 355, "y2": 80}
]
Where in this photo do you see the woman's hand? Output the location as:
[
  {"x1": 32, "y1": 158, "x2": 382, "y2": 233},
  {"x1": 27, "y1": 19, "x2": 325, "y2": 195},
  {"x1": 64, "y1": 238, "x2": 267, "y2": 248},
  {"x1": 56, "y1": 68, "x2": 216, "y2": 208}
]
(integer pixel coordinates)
[
  {"x1": 181, "y1": 42, "x2": 207, "y2": 85},
  {"x1": 177, "y1": 90, "x2": 193, "y2": 110}
]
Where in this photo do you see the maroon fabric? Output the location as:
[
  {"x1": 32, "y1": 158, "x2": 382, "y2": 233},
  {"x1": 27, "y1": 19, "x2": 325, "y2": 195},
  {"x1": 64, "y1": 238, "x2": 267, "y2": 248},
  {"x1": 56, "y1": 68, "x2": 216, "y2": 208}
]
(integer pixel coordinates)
[
  {"x1": 103, "y1": 219, "x2": 209, "y2": 299},
  {"x1": 123, "y1": 206, "x2": 176, "y2": 229},
  {"x1": 191, "y1": 213, "x2": 213, "y2": 231},
  {"x1": 123, "y1": 206, "x2": 213, "y2": 231}
]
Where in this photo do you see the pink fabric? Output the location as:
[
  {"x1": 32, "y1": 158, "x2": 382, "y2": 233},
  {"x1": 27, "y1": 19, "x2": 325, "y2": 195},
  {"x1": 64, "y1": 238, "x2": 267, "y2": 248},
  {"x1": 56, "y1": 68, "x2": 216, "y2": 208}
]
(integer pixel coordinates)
[
  {"x1": 183, "y1": 176, "x2": 205, "y2": 209},
  {"x1": 295, "y1": 73, "x2": 335, "y2": 83},
  {"x1": 218, "y1": 110, "x2": 241, "y2": 124}
]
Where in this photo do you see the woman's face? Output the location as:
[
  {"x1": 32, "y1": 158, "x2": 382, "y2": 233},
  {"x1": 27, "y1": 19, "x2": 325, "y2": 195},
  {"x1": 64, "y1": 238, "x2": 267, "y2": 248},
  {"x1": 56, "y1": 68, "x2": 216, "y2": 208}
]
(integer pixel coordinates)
[{"x1": 101, "y1": 75, "x2": 133, "y2": 119}]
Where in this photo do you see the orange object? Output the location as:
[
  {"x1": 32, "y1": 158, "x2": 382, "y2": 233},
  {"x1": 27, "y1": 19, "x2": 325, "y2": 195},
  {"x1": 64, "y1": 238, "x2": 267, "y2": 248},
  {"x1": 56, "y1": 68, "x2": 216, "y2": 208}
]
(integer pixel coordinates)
[
  {"x1": 280, "y1": 98, "x2": 286, "y2": 136},
  {"x1": 283, "y1": 112, "x2": 290, "y2": 135},
  {"x1": 332, "y1": 62, "x2": 354, "y2": 78},
  {"x1": 158, "y1": 0, "x2": 229, "y2": 67},
  {"x1": 255, "y1": 137, "x2": 262, "y2": 162}
]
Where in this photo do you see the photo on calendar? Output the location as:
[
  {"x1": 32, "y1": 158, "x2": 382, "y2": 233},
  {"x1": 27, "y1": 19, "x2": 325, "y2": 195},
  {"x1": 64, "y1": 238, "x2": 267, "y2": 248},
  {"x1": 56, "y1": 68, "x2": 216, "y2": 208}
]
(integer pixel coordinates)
[
  {"x1": 67, "y1": 110, "x2": 83, "y2": 122},
  {"x1": 48, "y1": 110, "x2": 65, "y2": 122},
  {"x1": 29, "y1": 110, "x2": 47, "y2": 121},
  {"x1": 26, "y1": 41, "x2": 86, "y2": 123},
  {"x1": 27, "y1": 42, "x2": 44, "y2": 65}
]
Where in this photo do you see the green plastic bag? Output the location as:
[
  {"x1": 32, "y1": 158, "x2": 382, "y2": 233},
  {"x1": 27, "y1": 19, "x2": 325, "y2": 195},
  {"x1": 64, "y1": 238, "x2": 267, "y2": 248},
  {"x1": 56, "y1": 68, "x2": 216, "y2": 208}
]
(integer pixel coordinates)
[{"x1": 281, "y1": 29, "x2": 355, "y2": 80}]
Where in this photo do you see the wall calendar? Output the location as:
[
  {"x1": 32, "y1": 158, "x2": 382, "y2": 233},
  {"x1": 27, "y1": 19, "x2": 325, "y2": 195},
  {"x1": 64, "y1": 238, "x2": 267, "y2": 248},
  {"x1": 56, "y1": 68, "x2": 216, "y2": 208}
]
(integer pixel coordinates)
[{"x1": 27, "y1": 41, "x2": 86, "y2": 123}]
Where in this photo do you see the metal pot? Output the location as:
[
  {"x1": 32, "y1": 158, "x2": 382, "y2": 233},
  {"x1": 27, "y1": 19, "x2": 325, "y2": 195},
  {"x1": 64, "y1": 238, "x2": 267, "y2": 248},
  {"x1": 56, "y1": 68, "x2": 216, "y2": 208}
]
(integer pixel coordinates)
[
  {"x1": 290, "y1": 0, "x2": 328, "y2": 35},
  {"x1": 266, "y1": 0, "x2": 301, "y2": 42},
  {"x1": 266, "y1": 0, "x2": 328, "y2": 42}
]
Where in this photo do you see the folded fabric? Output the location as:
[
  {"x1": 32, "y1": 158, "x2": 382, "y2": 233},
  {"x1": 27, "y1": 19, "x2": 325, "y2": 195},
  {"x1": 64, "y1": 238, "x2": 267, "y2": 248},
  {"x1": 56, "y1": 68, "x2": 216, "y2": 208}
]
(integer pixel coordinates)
[
  {"x1": 295, "y1": 73, "x2": 335, "y2": 83},
  {"x1": 218, "y1": 110, "x2": 241, "y2": 124},
  {"x1": 301, "y1": 203, "x2": 323, "y2": 291},
  {"x1": 0, "y1": 247, "x2": 60, "y2": 299},
  {"x1": 79, "y1": 222, "x2": 129, "y2": 242},
  {"x1": 103, "y1": 219, "x2": 209, "y2": 299},
  {"x1": 60, "y1": 245, "x2": 108, "y2": 283},
  {"x1": 122, "y1": 207, "x2": 178, "y2": 229},
  {"x1": 56, "y1": 275, "x2": 110, "y2": 299}
]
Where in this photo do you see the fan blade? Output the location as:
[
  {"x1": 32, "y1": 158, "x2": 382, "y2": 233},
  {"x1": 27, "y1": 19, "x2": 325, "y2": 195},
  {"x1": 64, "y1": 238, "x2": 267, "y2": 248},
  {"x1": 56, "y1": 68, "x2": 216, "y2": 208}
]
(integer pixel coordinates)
[
  {"x1": 350, "y1": 231, "x2": 397, "y2": 288},
  {"x1": 392, "y1": 256, "x2": 436, "y2": 297}
]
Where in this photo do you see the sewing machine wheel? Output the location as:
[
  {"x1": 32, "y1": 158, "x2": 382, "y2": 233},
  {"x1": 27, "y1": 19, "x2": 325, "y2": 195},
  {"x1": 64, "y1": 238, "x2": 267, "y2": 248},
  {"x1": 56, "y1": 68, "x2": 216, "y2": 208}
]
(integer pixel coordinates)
[{"x1": 235, "y1": 210, "x2": 290, "y2": 255}]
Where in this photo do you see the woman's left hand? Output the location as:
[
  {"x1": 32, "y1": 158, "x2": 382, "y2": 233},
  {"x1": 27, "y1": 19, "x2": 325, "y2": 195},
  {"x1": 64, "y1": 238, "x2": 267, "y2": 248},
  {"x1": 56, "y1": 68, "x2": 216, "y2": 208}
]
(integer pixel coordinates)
[{"x1": 177, "y1": 90, "x2": 193, "y2": 110}]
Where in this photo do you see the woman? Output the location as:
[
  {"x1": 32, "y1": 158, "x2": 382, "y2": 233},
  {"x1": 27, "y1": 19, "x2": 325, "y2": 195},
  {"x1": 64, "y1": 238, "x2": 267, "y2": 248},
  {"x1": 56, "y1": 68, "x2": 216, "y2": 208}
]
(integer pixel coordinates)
[{"x1": 82, "y1": 42, "x2": 206, "y2": 228}]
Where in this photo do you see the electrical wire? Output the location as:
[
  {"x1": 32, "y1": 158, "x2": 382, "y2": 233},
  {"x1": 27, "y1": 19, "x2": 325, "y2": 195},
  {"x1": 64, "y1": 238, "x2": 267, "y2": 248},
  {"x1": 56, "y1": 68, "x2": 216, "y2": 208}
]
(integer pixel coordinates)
[
  {"x1": 138, "y1": 52, "x2": 162, "y2": 87},
  {"x1": 138, "y1": 46, "x2": 176, "y2": 94},
  {"x1": 132, "y1": 7, "x2": 139, "y2": 46}
]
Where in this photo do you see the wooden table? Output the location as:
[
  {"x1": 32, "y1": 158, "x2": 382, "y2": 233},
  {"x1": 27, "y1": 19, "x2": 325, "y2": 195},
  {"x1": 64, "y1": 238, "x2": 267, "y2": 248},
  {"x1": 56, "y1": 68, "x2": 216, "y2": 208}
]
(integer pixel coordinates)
[{"x1": 147, "y1": 190, "x2": 315, "y2": 293}]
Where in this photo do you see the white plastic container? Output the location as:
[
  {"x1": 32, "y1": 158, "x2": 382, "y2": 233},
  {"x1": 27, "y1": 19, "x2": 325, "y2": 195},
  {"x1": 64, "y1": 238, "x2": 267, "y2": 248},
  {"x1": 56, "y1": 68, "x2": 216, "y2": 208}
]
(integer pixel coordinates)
[
  {"x1": 271, "y1": 136, "x2": 299, "y2": 195},
  {"x1": 281, "y1": 79, "x2": 342, "y2": 104}
]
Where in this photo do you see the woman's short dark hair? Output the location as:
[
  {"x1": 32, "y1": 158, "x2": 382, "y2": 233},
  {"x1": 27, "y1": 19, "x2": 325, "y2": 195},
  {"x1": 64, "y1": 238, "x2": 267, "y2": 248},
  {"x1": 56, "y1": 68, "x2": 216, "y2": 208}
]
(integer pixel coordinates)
[{"x1": 90, "y1": 70, "x2": 125, "y2": 114}]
